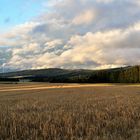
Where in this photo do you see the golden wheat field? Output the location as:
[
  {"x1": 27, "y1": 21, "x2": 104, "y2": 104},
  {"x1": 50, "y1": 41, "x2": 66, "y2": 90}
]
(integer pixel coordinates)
[{"x1": 0, "y1": 83, "x2": 140, "y2": 140}]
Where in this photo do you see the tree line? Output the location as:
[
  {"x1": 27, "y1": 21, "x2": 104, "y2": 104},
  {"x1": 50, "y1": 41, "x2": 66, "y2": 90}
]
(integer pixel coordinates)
[
  {"x1": 0, "y1": 66, "x2": 140, "y2": 83},
  {"x1": 68, "y1": 66, "x2": 140, "y2": 83}
]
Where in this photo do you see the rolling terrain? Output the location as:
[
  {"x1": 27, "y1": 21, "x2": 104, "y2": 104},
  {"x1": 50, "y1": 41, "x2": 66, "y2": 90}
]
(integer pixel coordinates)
[{"x1": 0, "y1": 65, "x2": 140, "y2": 83}]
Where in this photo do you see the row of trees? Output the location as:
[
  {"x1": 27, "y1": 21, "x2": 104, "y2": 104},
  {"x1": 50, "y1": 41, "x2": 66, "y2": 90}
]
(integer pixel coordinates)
[
  {"x1": 66, "y1": 66, "x2": 140, "y2": 83},
  {"x1": 0, "y1": 66, "x2": 139, "y2": 83}
]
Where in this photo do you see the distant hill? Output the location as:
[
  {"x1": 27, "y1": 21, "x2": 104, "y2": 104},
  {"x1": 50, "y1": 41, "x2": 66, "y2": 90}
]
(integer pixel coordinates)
[
  {"x1": 0, "y1": 66, "x2": 140, "y2": 83},
  {"x1": 0, "y1": 68, "x2": 16, "y2": 73}
]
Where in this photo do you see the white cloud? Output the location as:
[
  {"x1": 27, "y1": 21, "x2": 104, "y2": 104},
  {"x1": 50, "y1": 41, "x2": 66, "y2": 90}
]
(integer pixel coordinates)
[
  {"x1": 0, "y1": 0, "x2": 140, "y2": 70},
  {"x1": 72, "y1": 9, "x2": 96, "y2": 25},
  {"x1": 45, "y1": 39, "x2": 63, "y2": 49},
  {"x1": 96, "y1": 0, "x2": 114, "y2": 3},
  {"x1": 12, "y1": 43, "x2": 40, "y2": 55}
]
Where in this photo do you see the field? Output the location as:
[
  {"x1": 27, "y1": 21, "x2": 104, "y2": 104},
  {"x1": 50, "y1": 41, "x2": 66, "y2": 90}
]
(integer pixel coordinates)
[{"x1": 0, "y1": 83, "x2": 140, "y2": 140}]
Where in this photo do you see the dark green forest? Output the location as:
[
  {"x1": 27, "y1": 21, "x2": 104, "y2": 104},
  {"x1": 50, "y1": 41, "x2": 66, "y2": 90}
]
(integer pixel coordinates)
[{"x1": 0, "y1": 66, "x2": 140, "y2": 83}]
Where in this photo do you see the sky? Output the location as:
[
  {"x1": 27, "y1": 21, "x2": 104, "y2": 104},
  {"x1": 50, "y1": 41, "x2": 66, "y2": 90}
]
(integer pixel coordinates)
[
  {"x1": 0, "y1": 0, "x2": 140, "y2": 71},
  {"x1": 0, "y1": 0, "x2": 46, "y2": 30}
]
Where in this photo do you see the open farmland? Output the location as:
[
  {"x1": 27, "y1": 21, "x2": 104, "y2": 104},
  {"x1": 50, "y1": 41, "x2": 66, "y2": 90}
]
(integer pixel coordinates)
[{"x1": 0, "y1": 84, "x2": 140, "y2": 140}]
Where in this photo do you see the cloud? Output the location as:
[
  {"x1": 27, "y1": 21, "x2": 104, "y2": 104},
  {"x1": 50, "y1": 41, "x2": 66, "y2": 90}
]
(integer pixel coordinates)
[
  {"x1": 0, "y1": 0, "x2": 140, "y2": 70},
  {"x1": 7, "y1": 22, "x2": 140, "y2": 70},
  {"x1": 57, "y1": 24, "x2": 140, "y2": 69},
  {"x1": 72, "y1": 9, "x2": 96, "y2": 25},
  {"x1": 96, "y1": 0, "x2": 114, "y2": 3}
]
